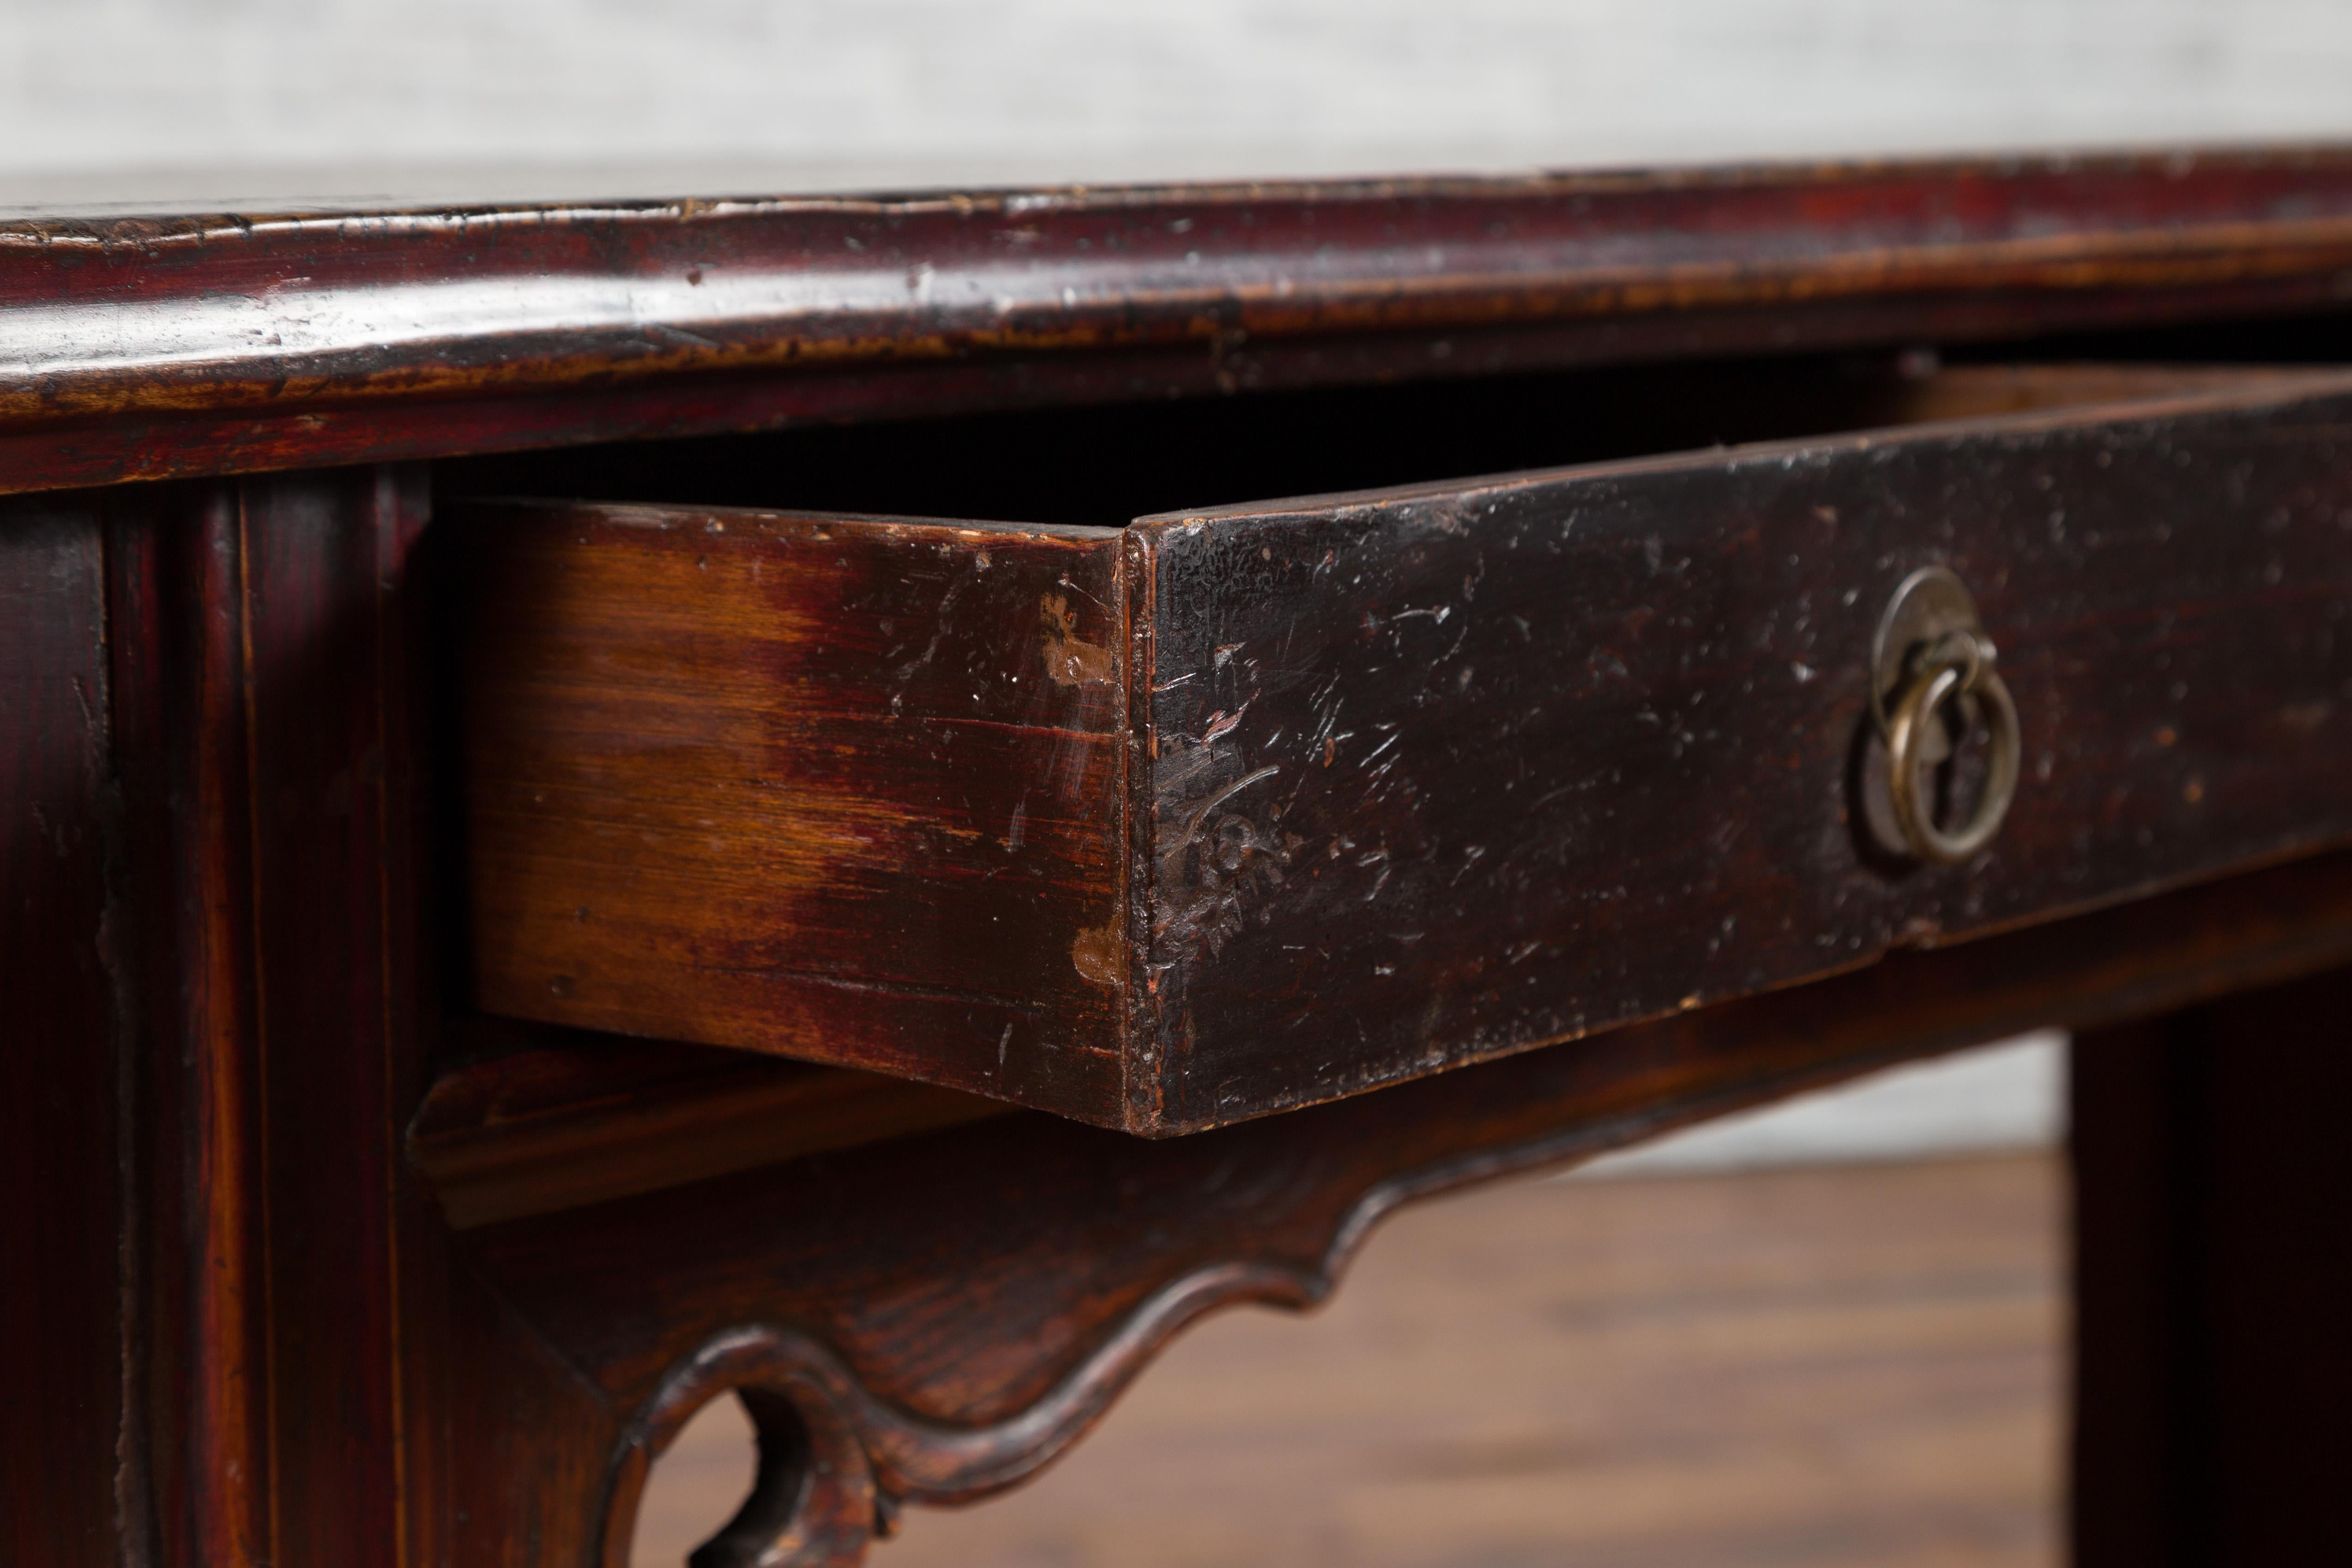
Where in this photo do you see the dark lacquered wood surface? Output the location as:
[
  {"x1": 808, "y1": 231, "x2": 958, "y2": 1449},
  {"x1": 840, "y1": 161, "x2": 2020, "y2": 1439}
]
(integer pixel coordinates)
[
  {"x1": 13, "y1": 150, "x2": 2352, "y2": 493},
  {"x1": 0, "y1": 498, "x2": 123, "y2": 1568},
  {"x1": 8, "y1": 151, "x2": 2352, "y2": 1568},
  {"x1": 2073, "y1": 969, "x2": 2352, "y2": 1564},
  {"x1": 8, "y1": 473, "x2": 452, "y2": 1568},
  {"x1": 1128, "y1": 370, "x2": 2352, "y2": 1127}
]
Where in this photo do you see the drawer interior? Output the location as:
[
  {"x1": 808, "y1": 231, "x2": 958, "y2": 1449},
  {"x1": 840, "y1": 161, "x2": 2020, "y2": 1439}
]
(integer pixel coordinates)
[{"x1": 439, "y1": 356, "x2": 2318, "y2": 529}]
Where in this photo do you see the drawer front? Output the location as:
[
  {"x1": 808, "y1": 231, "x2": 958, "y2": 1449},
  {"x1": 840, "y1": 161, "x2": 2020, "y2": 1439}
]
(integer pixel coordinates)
[
  {"x1": 1128, "y1": 377, "x2": 2352, "y2": 1128},
  {"x1": 462, "y1": 372, "x2": 2352, "y2": 1134}
]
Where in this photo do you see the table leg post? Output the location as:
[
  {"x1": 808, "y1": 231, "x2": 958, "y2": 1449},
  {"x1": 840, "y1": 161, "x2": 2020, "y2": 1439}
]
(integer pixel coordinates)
[{"x1": 2072, "y1": 966, "x2": 2352, "y2": 1567}]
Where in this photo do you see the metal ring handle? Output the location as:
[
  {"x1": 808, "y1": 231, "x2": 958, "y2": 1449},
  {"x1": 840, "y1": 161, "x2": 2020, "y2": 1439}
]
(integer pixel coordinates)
[{"x1": 1885, "y1": 655, "x2": 2020, "y2": 865}]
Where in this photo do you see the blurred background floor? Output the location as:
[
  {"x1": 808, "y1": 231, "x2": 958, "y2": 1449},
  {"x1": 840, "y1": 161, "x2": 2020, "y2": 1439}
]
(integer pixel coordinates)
[{"x1": 633, "y1": 1041, "x2": 2066, "y2": 1568}]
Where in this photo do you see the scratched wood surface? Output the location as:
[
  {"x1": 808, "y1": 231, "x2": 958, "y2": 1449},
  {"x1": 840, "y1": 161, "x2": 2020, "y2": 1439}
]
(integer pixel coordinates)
[
  {"x1": 461, "y1": 501, "x2": 1133, "y2": 1120},
  {"x1": 632, "y1": 1152, "x2": 2063, "y2": 1568},
  {"x1": 1127, "y1": 371, "x2": 2352, "y2": 1128},
  {"x1": 462, "y1": 368, "x2": 2352, "y2": 1129}
]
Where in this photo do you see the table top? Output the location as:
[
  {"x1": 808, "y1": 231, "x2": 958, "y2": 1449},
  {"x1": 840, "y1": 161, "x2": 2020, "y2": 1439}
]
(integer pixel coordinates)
[{"x1": 10, "y1": 146, "x2": 2352, "y2": 493}]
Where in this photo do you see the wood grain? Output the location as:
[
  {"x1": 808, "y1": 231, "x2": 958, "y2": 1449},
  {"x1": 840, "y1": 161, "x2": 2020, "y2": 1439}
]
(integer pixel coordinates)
[
  {"x1": 106, "y1": 483, "x2": 277, "y2": 1568},
  {"x1": 461, "y1": 501, "x2": 1131, "y2": 1118},
  {"x1": 93, "y1": 469, "x2": 449, "y2": 1568},
  {"x1": 239, "y1": 470, "x2": 437, "y2": 1568}
]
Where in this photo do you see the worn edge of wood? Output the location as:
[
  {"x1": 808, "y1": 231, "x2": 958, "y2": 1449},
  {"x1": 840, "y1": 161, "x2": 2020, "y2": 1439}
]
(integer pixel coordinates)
[
  {"x1": 1118, "y1": 524, "x2": 1158, "y2": 1131},
  {"x1": 459, "y1": 494, "x2": 1124, "y2": 541},
  {"x1": 24, "y1": 147, "x2": 2347, "y2": 236},
  {"x1": 17, "y1": 279, "x2": 2352, "y2": 503},
  {"x1": 13, "y1": 146, "x2": 2352, "y2": 434}
]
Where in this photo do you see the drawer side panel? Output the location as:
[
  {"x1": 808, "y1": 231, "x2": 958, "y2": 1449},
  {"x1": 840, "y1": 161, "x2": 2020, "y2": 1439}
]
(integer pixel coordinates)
[{"x1": 464, "y1": 502, "x2": 1128, "y2": 1120}]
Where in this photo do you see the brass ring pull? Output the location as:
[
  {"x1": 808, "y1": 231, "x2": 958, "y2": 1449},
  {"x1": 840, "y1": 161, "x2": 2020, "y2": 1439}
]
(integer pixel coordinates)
[
  {"x1": 1869, "y1": 567, "x2": 2021, "y2": 865},
  {"x1": 1885, "y1": 640, "x2": 2020, "y2": 864}
]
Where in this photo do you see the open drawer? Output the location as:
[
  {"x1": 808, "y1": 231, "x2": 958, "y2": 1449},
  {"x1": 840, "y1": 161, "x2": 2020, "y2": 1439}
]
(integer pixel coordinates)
[{"x1": 458, "y1": 364, "x2": 2352, "y2": 1134}]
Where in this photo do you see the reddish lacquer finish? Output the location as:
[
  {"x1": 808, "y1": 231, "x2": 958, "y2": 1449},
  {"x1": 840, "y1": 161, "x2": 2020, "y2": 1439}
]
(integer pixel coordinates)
[
  {"x1": 9, "y1": 149, "x2": 2352, "y2": 492},
  {"x1": 3, "y1": 473, "x2": 447, "y2": 1568},
  {"x1": 9, "y1": 150, "x2": 2352, "y2": 1568}
]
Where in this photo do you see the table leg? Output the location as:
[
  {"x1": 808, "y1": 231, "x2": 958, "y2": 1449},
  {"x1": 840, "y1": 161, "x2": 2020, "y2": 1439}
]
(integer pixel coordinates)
[{"x1": 2073, "y1": 966, "x2": 2352, "y2": 1566}]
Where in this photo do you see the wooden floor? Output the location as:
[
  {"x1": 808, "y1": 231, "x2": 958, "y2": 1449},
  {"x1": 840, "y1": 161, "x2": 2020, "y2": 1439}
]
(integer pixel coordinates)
[{"x1": 633, "y1": 1152, "x2": 2063, "y2": 1568}]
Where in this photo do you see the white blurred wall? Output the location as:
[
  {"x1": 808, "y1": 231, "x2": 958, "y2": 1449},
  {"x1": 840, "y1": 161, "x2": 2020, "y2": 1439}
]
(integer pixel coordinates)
[
  {"x1": 1573, "y1": 1033, "x2": 2067, "y2": 1178},
  {"x1": 2, "y1": 0, "x2": 2350, "y2": 199}
]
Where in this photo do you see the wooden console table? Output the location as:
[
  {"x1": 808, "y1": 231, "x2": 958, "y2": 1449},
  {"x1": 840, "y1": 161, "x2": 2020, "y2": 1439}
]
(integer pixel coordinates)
[{"x1": 8, "y1": 151, "x2": 2351, "y2": 1566}]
